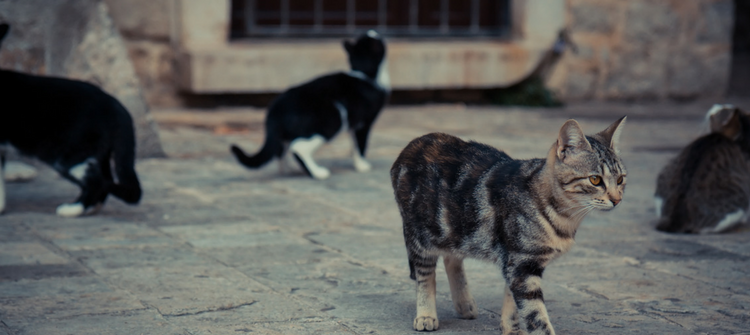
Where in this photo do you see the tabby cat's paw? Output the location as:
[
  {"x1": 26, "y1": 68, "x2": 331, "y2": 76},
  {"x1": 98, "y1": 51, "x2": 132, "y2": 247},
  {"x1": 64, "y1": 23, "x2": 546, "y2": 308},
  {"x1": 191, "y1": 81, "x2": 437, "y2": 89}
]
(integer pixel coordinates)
[
  {"x1": 454, "y1": 299, "x2": 478, "y2": 319},
  {"x1": 413, "y1": 316, "x2": 439, "y2": 331}
]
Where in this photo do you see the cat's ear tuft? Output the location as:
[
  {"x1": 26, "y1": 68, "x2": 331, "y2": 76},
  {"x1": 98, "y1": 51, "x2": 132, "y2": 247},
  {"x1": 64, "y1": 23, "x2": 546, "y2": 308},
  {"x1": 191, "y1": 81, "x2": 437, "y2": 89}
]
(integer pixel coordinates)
[
  {"x1": 708, "y1": 105, "x2": 742, "y2": 140},
  {"x1": 597, "y1": 116, "x2": 627, "y2": 154},
  {"x1": 557, "y1": 119, "x2": 592, "y2": 162}
]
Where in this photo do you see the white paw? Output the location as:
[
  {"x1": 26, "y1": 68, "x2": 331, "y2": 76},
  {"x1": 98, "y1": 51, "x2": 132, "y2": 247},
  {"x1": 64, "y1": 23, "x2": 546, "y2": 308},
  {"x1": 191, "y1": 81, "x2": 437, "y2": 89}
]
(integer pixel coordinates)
[
  {"x1": 353, "y1": 157, "x2": 372, "y2": 172},
  {"x1": 413, "y1": 315, "x2": 439, "y2": 331},
  {"x1": 4, "y1": 161, "x2": 38, "y2": 182},
  {"x1": 311, "y1": 167, "x2": 331, "y2": 180},
  {"x1": 56, "y1": 203, "x2": 85, "y2": 217}
]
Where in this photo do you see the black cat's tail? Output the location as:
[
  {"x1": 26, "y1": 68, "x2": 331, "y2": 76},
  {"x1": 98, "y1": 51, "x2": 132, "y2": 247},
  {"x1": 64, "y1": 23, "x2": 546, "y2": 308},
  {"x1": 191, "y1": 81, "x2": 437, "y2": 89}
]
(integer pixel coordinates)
[
  {"x1": 109, "y1": 107, "x2": 142, "y2": 204},
  {"x1": 230, "y1": 127, "x2": 281, "y2": 169}
]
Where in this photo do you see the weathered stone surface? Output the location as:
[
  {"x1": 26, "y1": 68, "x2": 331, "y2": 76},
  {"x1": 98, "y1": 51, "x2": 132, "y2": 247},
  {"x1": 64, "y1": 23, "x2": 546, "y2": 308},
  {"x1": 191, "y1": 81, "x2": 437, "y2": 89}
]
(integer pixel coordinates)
[
  {"x1": 103, "y1": 0, "x2": 172, "y2": 41},
  {"x1": 570, "y1": 2, "x2": 618, "y2": 34},
  {"x1": 0, "y1": 0, "x2": 165, "y2": 158},
  {"x1": 696, "y1": 0, "x2": 734, "y2": 44},
  {"x1": 553, "y1": 0, "x2": 734, "y2": 101}
]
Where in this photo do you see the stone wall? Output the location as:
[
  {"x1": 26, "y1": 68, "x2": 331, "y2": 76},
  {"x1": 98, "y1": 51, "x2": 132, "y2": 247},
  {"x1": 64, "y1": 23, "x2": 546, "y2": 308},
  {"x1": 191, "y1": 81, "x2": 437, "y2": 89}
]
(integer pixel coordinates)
[
  {"x1": 104, "y1": 0, "x2": 181, "y2": 107},
  {"x1": 102, "y1": 0, "x2": 735, "y2": 104},
  {"x1": 549, "y1": 0, "x2": 734, "y2": 101},
  {"x1": 0, "y1": 0, "x2": 165, "y2": 158}
]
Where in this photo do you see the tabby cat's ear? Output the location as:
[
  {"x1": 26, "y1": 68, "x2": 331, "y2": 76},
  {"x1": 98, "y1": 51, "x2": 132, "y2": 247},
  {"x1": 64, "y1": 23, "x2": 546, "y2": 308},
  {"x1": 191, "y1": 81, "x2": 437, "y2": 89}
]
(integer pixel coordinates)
[
  {"x1": 597, "y1": 116, "x2": 627, "y2": 154},
  {"x1": 707, "y1": 105, "x2": 742, "y2": 140},
  {"x1": 557, "y1": 119, "x2": 592, "y2": 162}
]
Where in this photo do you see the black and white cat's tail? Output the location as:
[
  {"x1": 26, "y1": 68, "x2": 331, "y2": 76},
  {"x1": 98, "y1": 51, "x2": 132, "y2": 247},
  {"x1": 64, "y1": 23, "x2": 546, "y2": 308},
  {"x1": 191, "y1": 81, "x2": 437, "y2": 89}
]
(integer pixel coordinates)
[
  {"x1": 230, "y1": 129, "x2": 281, "y2": 169},
  {"x1": 109, "y1": 109, "x2": 142, "y2": 204}
]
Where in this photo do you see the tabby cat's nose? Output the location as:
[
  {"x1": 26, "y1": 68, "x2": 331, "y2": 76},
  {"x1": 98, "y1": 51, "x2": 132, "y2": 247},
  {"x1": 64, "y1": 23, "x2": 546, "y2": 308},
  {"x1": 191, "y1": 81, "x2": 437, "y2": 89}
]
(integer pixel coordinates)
[{"x1": 611, "y1": 198, "x2": 621, "y2": 206}]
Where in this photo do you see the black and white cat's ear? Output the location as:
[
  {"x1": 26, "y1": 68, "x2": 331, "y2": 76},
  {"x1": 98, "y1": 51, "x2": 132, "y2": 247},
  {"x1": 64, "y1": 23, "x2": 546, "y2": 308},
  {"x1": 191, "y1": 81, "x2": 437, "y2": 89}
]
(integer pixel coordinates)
[
  {"x1": 707, "y1": 104, "x2": 742, "y2": 140},
  {"x1": 597, "y1": 116, "x2": 627, "y2": 154},
  {"x1": 0, "y1": 24, "x2": 9, "y2": 45},
  {"x1": 557, "y1": 119, "x2": 592, "y2": 162}
]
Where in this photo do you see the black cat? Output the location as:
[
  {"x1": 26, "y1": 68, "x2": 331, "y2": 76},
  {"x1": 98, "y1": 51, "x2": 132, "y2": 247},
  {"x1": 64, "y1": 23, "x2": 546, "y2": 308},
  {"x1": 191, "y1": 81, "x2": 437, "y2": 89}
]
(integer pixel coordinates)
[
  {"x1": 230, "y1": 30, "x2": 390, "y2": 179},
  {"x1": 0, "y1": 23, "x2": 141, "y2": 217}
]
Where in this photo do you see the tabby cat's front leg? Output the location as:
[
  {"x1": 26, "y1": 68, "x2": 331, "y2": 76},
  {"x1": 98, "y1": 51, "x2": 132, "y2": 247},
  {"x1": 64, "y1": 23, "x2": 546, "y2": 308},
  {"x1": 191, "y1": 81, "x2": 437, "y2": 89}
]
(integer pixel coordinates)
[
  {"x1": 412, "y1": 255, "x2": 439, "y2": 331},
  {"x1": 508, "y1": 269, "x2": 555, "y2": 335},
  {"x1": 500, "y1": 286, "x2": 522, "y2": 335}
]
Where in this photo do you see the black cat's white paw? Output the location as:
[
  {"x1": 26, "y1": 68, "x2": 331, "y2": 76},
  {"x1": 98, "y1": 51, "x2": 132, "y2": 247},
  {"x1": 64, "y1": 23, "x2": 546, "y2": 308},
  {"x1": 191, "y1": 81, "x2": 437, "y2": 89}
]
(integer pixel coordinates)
[{"x1": 56, "y1": 203, "x2": 85, "y2": 217}]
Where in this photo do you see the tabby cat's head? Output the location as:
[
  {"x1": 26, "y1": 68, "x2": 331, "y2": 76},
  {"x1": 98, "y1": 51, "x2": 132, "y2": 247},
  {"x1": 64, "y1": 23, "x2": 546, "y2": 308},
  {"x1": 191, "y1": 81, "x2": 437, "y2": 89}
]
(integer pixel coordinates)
[{"x1": 552, "y1": 117, "x2": 627, "y2": 211}]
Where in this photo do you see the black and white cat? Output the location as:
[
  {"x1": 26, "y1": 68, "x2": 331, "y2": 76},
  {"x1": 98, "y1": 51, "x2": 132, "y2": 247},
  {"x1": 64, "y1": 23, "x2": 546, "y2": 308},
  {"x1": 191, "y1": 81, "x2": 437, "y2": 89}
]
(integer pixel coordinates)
[
  {"x1": 0, "y1": 23, "x2": 142, "y2": 217},
  {"x1": 230, "y1": 30, "x2": 390, "y2": 180}
]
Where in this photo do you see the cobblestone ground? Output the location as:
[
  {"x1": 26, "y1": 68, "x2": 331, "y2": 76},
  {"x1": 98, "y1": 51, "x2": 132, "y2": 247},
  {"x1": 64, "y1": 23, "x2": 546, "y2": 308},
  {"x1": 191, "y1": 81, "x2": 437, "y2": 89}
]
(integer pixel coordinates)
[{"x1": 1, "y1": 103, "x2": 749, "y2": 335}]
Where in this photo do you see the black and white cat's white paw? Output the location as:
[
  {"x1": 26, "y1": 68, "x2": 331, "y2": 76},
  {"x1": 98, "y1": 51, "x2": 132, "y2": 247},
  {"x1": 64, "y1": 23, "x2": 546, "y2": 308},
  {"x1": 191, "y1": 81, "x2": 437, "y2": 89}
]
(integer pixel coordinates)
[
  {"x1": 290, "y1": 135, "x2": 331, "y2": 180},
  {"x1": 352, "y1": 152, "x2": 371, "y2": 172},
  {"x1": 56, "y1": 202, "x2": 102, "y2": 217}
]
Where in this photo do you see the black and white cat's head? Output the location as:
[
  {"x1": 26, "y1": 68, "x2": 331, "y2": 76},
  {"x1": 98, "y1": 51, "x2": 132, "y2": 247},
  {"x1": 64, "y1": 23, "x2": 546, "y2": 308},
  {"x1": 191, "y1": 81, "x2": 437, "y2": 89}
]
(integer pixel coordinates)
[
  {"x1": 343, "y1": 30, "x2": 389, "y2": 89},
  {"x1": 0, "y1": 23, "x2": 9, "y2": 49}
]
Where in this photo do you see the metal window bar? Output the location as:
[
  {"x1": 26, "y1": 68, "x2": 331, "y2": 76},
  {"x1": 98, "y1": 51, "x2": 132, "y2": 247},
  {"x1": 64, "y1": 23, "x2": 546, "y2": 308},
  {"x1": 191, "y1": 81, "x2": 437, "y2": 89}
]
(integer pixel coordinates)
[{"x1": 234, "y1": 0, "x2": 510, "y2": 38}]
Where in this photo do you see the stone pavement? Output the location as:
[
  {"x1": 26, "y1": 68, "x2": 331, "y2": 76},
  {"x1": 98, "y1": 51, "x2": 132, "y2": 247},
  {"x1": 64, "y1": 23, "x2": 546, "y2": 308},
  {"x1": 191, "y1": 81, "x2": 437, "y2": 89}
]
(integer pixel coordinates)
[{"x1": 1, "y1": 103, "x2": 750, "y2": 335}]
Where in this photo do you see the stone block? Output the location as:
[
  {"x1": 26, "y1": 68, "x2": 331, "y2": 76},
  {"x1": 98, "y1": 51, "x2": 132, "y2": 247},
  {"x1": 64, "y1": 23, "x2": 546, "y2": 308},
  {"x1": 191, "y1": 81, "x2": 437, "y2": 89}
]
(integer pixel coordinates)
[
  {"x1": 603, "y1": 45, "x2": 670, "y2": 100},
  {"x1": 696, "y1": 0, "x2": 734, "y2": 44},
  {"x1": 571, "y1": 2, "x2": 618, "y2": 34},
  {"x1": 104, "y1": 0, "x2": 172, "y2": 41},
  {"x1": 667, "y1": 46, "x2": 731, "y2": 99},
  {"x1": 622, "y1": 1, "x2": 681, "y2": 45}
]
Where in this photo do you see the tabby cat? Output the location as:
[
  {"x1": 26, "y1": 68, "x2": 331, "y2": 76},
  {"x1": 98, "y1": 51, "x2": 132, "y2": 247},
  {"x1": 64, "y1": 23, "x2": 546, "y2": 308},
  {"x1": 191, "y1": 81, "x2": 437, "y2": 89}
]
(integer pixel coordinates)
[
  {"x1": 655, "y1": 104, "x2": 750, "y2": 234},
  {"x1": 391, "y1": 117, "x2": 627, "y2": 334}
]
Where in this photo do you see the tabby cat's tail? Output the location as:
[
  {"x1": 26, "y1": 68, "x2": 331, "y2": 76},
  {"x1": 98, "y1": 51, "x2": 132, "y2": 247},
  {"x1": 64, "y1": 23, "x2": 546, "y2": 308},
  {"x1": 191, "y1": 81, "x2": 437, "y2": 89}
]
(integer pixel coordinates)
[
  {"x1": 109, "y1": 108, "x2": 142, "y2": 204},
  {"x1": 230, "y1": 127, "x2": 281, "y2": 168}
]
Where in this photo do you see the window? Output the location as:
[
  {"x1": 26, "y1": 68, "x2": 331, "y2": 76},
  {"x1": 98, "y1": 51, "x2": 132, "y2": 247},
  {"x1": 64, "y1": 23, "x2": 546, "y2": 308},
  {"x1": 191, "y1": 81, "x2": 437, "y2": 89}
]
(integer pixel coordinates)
[{"x1": 231, "y1": 0, "x2": 511, "y2": 38}]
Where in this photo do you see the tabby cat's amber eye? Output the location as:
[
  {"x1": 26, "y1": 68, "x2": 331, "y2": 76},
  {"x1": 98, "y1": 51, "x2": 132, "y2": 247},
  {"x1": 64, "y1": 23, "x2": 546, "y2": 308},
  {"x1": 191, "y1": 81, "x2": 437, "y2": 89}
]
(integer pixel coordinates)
[
  {"x1": 589, "y1": 175, "x2": 602, "y2": 186},
  {"x1": 617, "y1": 176, "x2": 624, "y2": 185}
]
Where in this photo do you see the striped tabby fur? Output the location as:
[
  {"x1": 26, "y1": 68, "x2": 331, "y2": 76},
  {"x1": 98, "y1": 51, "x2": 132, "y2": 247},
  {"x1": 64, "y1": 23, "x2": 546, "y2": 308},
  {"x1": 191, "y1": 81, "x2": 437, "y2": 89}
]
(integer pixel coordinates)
[{"x1": 391, "y1": 117, "x2": 627, "y2": 334}]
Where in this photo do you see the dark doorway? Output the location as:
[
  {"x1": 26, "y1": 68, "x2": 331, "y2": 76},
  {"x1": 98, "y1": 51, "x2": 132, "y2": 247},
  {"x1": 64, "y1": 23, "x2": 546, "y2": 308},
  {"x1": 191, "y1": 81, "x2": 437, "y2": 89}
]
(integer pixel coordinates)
[{"x1": 729, "y1": 0, "x2": 750, "y2": 97}]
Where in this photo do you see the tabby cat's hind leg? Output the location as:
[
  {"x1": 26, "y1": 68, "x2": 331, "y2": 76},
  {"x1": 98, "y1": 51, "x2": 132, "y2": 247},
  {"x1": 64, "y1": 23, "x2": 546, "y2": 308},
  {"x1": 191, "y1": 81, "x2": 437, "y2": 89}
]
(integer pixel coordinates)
[
  {"x1": 409, "y1": 252, "x2": 439, "y2": 331},
  {"x1": 443, "y1": 255, "x2": 477, "y2": 319},
  {"x1": 501, "y1": 285, "x2": 523, "y2": 335},
  {"x1": 290, "y1": 135, "x2": 330, "y2": 180}
]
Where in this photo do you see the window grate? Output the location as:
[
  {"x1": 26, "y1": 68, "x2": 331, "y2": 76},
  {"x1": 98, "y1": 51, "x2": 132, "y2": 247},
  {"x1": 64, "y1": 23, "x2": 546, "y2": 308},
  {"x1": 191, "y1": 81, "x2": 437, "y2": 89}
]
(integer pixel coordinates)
[{"x1": 231, "y1": 0, "x2": 511, "y2": 39}]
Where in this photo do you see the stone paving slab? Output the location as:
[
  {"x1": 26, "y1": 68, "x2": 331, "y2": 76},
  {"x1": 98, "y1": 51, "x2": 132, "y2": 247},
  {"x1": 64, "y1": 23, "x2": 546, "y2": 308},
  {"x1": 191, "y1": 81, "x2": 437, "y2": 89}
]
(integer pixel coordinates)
[{"x1": 2, "y1": 102, "x2": 750, "y2": 334}]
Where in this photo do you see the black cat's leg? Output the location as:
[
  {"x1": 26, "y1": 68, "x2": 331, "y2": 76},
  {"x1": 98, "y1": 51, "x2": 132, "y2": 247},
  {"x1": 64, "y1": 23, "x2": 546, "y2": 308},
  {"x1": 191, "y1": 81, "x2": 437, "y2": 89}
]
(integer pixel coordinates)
[
  {"x1": 289, "y1": 135, "x2": 330, "y2": 180},
  {"x1": 351, "y1": 126, "x2": 372, "y2": 172},
  {"x1": 56, "y1": 159, "x2": 108, "y2": 217},
  {"x1": 408, "y1": 251, "x2": 439, "y2": 331},
  {"x1": 443, "y1": 255, "x2": 477, "y2": 319},
  {"x1": 500, "y1": 285, "x2": 522, "y2": 335},
  {"x1": 507, "y1": 260, "x2": 555, "y2": 335}
]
